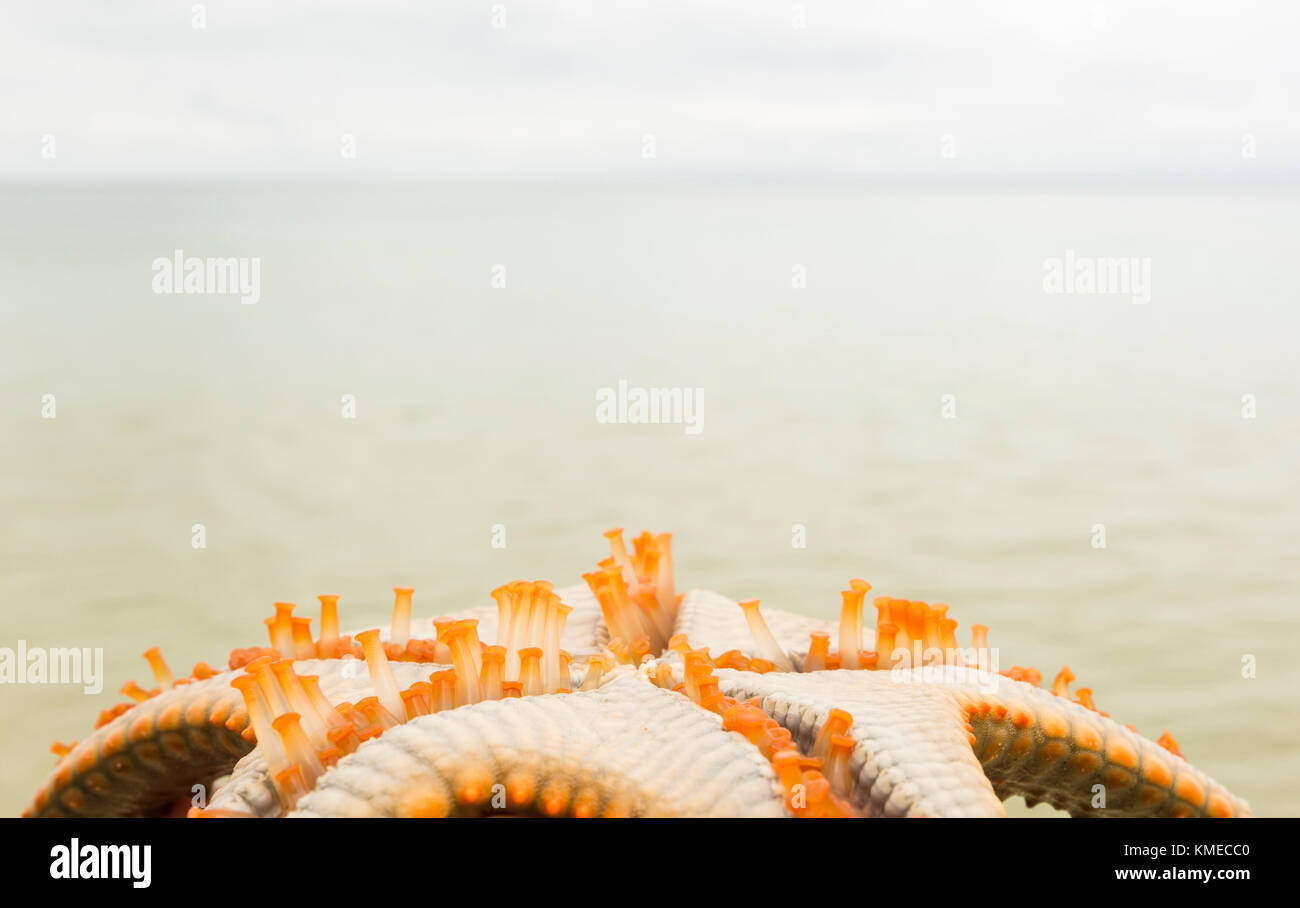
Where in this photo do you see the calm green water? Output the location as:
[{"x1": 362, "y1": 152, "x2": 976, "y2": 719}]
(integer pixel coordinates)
[{"x1": 1, "y1": 182, "x2": 1296, "y2": 816}]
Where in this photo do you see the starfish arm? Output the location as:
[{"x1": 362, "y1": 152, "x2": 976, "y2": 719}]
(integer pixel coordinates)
[
  {"x1": 942, "y1": 671, "x2": 1252, "y2": 818},
  {"x1": 717, "y1": 668, "x2": 1007, "y2": 816},
  {"x1": 718, "y1": 665, "x2": 1251, "y2": 818},
  {"x1": 24, "y1": 670, "x2": 250, "y2": 818},
  {"x1": 25, "y1": 658, "x2": 439, "y2": 818},
  {"x1": 290, "y1": 676, "x2": 788, "y2": 817},
  {"x1": 207, "y1": 660, "x2": 623, "y2": 817}
]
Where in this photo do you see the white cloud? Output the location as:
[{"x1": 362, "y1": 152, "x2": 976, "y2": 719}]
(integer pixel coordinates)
[{"x1": 1, "y1": 0, "x2": 1296, "y2": 179}]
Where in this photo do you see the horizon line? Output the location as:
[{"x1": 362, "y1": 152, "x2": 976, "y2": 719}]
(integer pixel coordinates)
[{"x1": 2, "y1": 173, "x2": 1297, "y2": 189}]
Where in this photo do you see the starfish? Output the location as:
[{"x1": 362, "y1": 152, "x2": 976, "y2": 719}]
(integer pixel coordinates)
[{"x1": 24, "y1": 529, "x2": 1250, "y2": 818}]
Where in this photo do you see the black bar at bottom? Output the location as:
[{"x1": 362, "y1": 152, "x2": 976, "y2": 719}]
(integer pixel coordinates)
[{"x1": 3, "y1": 817, "x2": 1282, "y2": 893}]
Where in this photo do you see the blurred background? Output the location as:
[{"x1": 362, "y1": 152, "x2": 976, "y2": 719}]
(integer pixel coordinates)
[{"x1": 1, "y1": 2, "x2": 1297, "y2": 816}]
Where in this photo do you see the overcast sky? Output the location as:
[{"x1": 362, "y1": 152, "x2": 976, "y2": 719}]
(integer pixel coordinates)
[{"x1": 2, "y1": 1, "x2": 1296, "y2": 180}]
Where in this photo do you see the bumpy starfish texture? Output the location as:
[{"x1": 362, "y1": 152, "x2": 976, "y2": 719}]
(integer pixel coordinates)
[{"x1": 25, "y1": 529, "x2": 1250, "y2": 818}]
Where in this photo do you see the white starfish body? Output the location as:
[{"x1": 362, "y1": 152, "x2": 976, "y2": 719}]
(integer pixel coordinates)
[{"x1": 25, "y1": 542, "x2": 1251, "y2": 819}]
